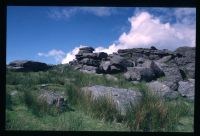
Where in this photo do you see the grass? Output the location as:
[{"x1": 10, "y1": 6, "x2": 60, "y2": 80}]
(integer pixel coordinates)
[
  {"x1": 125, "y1": 82, "x2": 192, "y2": 132},
  {"x1": 6, "y1": 65, "x2": 194, "y2": 131}
]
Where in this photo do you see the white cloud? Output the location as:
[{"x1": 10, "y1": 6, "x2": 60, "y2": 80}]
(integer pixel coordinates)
[
  {"x1": 58, "y1": 9, "x2": 196, "y2": 64},
  {"x1": 61, "y1": 45, "x2": 87, "y2": 64},
  {"x1": 48, "y1": 7, "x2": 116, "y2": 20},
  {"x1": 38, "y1": 49, "x2": 65, "y2": 62}
]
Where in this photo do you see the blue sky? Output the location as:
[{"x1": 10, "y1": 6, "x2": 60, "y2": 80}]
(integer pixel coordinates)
[{"x1": 7, "y1": 7, "x2": 196, "y2": 64}]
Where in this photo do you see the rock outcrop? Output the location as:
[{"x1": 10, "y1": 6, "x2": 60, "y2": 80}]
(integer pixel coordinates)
[
  {"x1": 7, "y1": 60, "x2": 51, "y2": 72},
  {"x1": 69, "y1": 46, "x2": 195, "y2": 100}
]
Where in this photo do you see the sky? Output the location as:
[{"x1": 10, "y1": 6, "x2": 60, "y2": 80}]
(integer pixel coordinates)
[{"x1": 7, "y1": 7, "x2": 196, "y2": 64}]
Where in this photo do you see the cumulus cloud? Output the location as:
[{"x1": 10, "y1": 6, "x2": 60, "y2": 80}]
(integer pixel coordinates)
[
  {"x1": 59, "y1": 8, "x2": 196, "y2": 64},
  {"x1": 38, "y1": 49, "x2": 65, "y2": 62},
  {"x1": 61, "y1": 45, "x2": 87, "y2": 64}
]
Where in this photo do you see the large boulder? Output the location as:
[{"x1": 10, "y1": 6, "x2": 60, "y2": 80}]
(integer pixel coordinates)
[
  {"x1": 78, "y1": 47, "x2": 94, "y2": 53},
  {"x1": 99, "y1": 55, "x2": 133, "y2": 73},
  {"x1": 99, "y1": 61, "x2": 111, "y2": 72},
  {"x1": 178, "y1": 79, "x2": 195, "y2": 101},
  {"x1": 175, "y1": 46, "x2": 195, "y2": 57},
  {"x1": 124, "y1": 67, "x2": 156, "y2": 82},
  {"x1": 79, "y1": 58, "x2": 100, "y2": 66},
  {"x1": 110, "y1": 54, "x2": 133, "y2": 68},
  {"x1": 153, "y1": 60, "x2": 183, "y2": 91},
  {"x1": 80, "y1": 65, "x2": 99, "y2": 74},
  {"x1": 76, "y1": 47, "x2": 95, "y2": 60},
  {"x1": 175, "y1": 47, "x2": 195, "y2": 79},
  {"x1": 8, "y1": 60, "x2": 51, "y2": 72},
  {"x1": 147, "y1": 81, "x2": 179, "y2": 99},
  {"x1": 124, "y1": 60, "x2": 164, "y2": 82},
  {"x1": 81, "y1": 85, "x2": 142, "y2": 115}
]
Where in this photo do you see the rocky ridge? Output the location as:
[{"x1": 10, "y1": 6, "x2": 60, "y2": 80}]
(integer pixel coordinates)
[{"x1": 69, "y1": 46, "x2": 195, "y2": 101}]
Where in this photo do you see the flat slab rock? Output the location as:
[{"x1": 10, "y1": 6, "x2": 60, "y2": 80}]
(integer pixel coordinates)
[{"x1": 81, "y1": 85, "x2": 142, "y2": 115}]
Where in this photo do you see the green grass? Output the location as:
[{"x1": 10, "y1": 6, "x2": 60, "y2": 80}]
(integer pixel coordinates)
[{"x1": 6, "y1": 65, "x2": 194, "y2": 131}]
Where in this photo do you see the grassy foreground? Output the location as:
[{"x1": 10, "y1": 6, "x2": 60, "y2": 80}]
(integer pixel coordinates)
[{"x1": 6, "y1": 65, "x2": 194, "y2": 131}]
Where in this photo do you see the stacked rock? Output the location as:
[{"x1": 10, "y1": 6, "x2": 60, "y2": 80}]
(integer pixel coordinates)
[{"x1": 72, "y1": 47, "x2": 108, "y2": 73}]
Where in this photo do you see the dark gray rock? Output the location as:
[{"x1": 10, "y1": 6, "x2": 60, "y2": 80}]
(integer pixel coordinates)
[
  {"x1": 79, "y1": 58, "x2": 100, "y2": 66},
  {"x1": 124, "y1": 67, "x2": 156, "y2": 82},
  {"x1": 126, "y1": 60, "x2": 164, "y2": 82},
  {"x1": 81, "y1": 85, "x2": 142, "y2": 115},
  {"x1": 175, "y1": 46, "x2": 195, "y2": 57},
  {"x1": 110, "y1": 65, "x2": 122, "y2": 73},
  {"x1": 174, "y1": 47, "x2": 195, "y2": 79},
  {"x1": 154, "y1": 62, "x2": 183, "y2": 91},
  {"x1": 99, "y1": 56, "x2": 133, "y2": 73},
  {"x1": 80, "y1": 65, "x2": 99, "y2": 73},
  {"x1": 110, "y1": 55, "x2": 133, "y2": 68},
  {"x1": 150, "y1": 46, "x2": 157, "y2": 50},
  {"x1": 79, "y1": 47, "x2": 94, "y2": 52},
  {"x1": 8, "y1": 60, "x2": 51, "y2": 72},
  {"x1": 150, "y1": 61, "x2": 165, "y2": 78},
  {"x1": 178, "y1": 79, "x2": 195, "y2": 101},
  {"x1": 96, "y1": 52, "x2": 108, "y2": 59}
]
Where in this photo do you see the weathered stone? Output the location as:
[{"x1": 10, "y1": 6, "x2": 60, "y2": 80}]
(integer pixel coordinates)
[
  {"x1": 175, "y1": 46, "x2": 195, "y2": 57},
  {"x1": 79, "y1": 47, "x2": 94, "y2": 52},
  {"x1": 96, "y1": 52, "x2": 108, "y2": 59},
  {"x1": 79, "y1": 58, "x2": 100, "y2": 66},
  {"x1": 110, "y1": 65, "x2": 121, "y2": 73},
  {"x1": 81, "y1": 85, "x2": 142, "y2": 115},
  {"x1": 110, "y1": 55, "x2": 133, "y2": 68},
  {"x1": 100, "y1": 61, "x2": 111, "y2": 72},
  {"x1": 80, "y1": 65, "x2": 99, "y2": 73},
  {"x1": 8, "y1": 60, "x2": 51, "y2": 72},
  {"x1": 154, "y1": 62, "x2": 183, "y2": 91},
  {"x1": 38, "y1": 90, "x2": 66, "y2": 107},
  {"x1": 178, "y1": 79, "x2": 195, "y2": 101},
  {"x1": 147, "y1": 81, "x2": 178, "y2": 99},
  {"x1": 124, "y1": 67, "x2": 156, "y2": 82}
]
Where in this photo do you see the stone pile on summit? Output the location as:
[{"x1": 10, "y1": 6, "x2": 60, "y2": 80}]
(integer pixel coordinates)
[{"x1": 69, "y1": 46, "x2": 195, "y2": 101}]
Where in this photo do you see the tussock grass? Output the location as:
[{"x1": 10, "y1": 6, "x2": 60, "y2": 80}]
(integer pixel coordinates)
[{"x1": 125, "y1": 82, "x2": 191, "y2": 132}]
